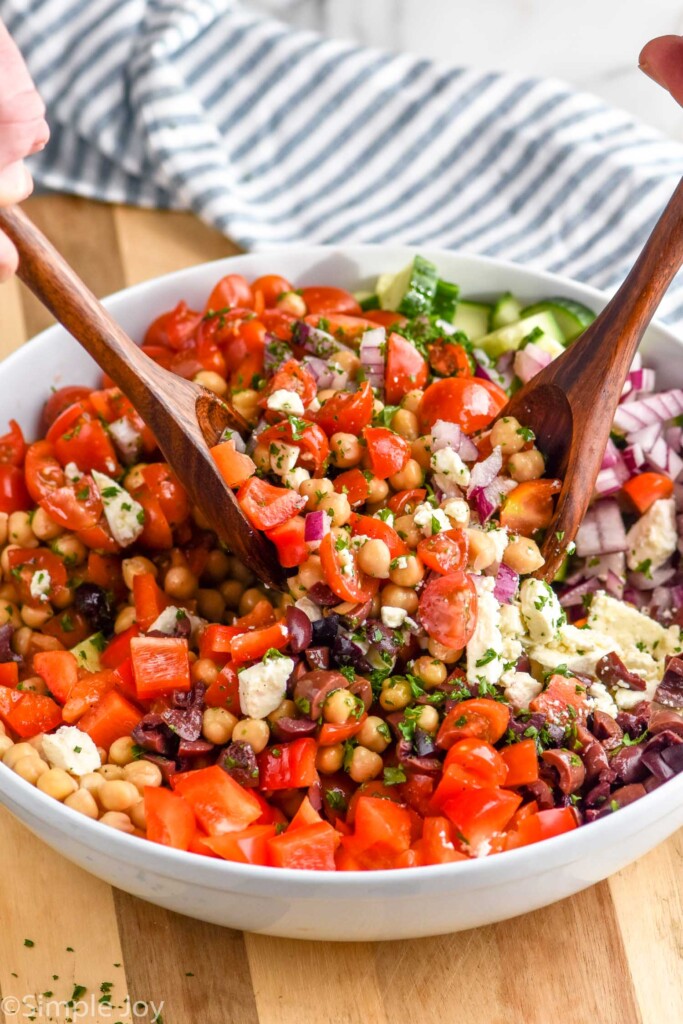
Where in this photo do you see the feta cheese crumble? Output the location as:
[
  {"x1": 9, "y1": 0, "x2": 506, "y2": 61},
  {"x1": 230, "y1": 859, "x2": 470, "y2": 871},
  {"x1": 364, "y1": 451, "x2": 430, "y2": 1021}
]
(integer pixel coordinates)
[
  {"x1": 269, "y1": 442, "x2": 299, "y2": 476},
  {"x1": 441, "y1": 498, "x2": 470, "y2": 526},
  {"x1": 108, "y1": 417, "x2": 142, "y2": 464},
  {"x1": 238, "y1": 655, "x2": 294, "y2": 719},
  {"x1": 413, "y1": 502, "x2": 451, "y2": 537},
  {"x1": 283, "y1": 466, "x2": 310, "y2": 490},
  {"x1": 502, "y1": 670, "x2": 542, "y2": 710},
  {"x1": 466, "y1": 577, "x2": 504, "y2": 685},
  {"x1": 625, "y1": 497, "x2": 677, "y2": 573},
  {"x1": 91, "y1": 470, "x2": 145, "y2": 548},
  {"x1": 42, "y1": 726, "x2": 101, "y2": 776},
  {"x1": 29, "y1": 569, "x2": 51, "y2": 603},
  {"x1": 430, "y1": 447, "x2": 471, "y2": 490},
  {"x1": 381, "y1": 605, "x2": 408, "y2": 629},
  {"x1": 266, "y1": 389, "x2": 305, "y2": 415},
  {"x1": 519, "y1": 578, "x2": 564, "y2": 644}
]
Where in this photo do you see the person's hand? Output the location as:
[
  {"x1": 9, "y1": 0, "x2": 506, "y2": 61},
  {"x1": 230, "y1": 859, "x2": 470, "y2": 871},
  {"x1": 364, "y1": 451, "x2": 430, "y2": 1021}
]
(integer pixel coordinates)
[
  {"x1": 0, "y1": 20, "x2": 49, "y2": 281},
  {"x1": 639, "y1": 35, "x2": 683, "y2": 106}
]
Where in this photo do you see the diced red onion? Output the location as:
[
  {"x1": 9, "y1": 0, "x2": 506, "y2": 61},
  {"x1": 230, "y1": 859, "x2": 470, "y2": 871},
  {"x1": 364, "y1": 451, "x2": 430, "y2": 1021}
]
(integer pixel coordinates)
[
  {"x1": 294, "y1": 320, "x2": 353, "y2": 359},
  {"x1": 304, "y1": 510, "x2": 330, "y2": 547},
  {"x1": 472, "y1": 350, "x2": 512, "y2": 390},
  {"x1": 246, "y1": 417, "x2": 269, "y2": 455},
  {"x1": 575, "y1": 500, "x2": 627, "y2": 556},
  {"x1": 630, "y1": 353, "x2": 643, "y2": 372},
  {"x1": 666, "y1": 425, "x2": 683, "y2": 451},
  {"x1": 431, "y1": 419, "x2": 478, "y2": 462},
  {"x1": 601, "y1": 438, "x2": 623, "y2": 470},
  {"x1": 263, "y1": 332, "x2": 291, "y2": 372},
  {"x1": 513, "y1": 342, "x2": 552, "y2": 384},
  {"x1": 670, "y1": 584, "x2": 683, "y2": 606},
  {"x1": 470, "y1": 476, "x2": 516, "y2": 525},
  {"x1": 493, "y1": 563, "x2": 519, "y2": 603},
  {"x1": 581, "y1": 552, "x2": 626, "y2": 581},
  {"x1": 623, "y1": 444, "x2": 645, "y2": 474},
  {"x1": 627, "y1": 368, "x2": 656, "y2": 393},
  {"x1": 359, "y1": 328, "x2": 386, "y2": 392},
  {"x1": 644, "y1": 437, "x2": 683, "y2": 480},
  {"x1": 605, "y1": 569, "x2": 624, "y2": 599},
  {"x1": 595, "y1": 461, "x2": 629, "y2": 497},
  {"x1": 628, "y1": 563, "x2": 676, "y2": 593},
  {"x1": 652, "y1": 586, "x2": 673, "y2": 611},
  {"x1": 558, "y1": 576, "x2": 601, "y2": 607},
  {"x1": 625, "y1": 423, "x2": 662, "y2": 451},
  {"x1": 303, "y1": 356, "x2": 349, "y2": 391},
  {"x1": 613, "y1": 389, "x2": 683, "y2": 433},
  {"x1": 467, "y1": 447, "x2": 503, "y2": 496}
]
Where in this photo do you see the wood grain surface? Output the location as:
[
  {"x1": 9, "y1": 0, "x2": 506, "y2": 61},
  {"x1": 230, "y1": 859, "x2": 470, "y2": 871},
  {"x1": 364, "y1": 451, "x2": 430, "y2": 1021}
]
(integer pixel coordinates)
[{"x1": 0, "y1": 195, "x2": 680, "y2": 1024}]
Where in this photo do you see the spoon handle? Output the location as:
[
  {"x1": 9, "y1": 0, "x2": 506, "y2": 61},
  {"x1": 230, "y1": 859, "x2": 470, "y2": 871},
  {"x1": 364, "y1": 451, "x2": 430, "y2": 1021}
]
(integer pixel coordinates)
[{"x1": 0, "y1": 204, "x2": 190, "y2": 410}]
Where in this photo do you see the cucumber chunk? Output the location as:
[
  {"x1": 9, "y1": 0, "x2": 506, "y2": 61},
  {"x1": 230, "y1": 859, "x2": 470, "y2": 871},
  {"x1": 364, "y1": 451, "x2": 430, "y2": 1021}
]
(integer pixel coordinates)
[
  {"x1": 70, "y1": 632, "x2": 106, "y2": 673},
  {"x1": 520, "y1": 298, "x2": 595, "y2": 343},
  {"x1": 432, "y1": 279, "x2": 460, "y2": 322},
  {"x1": 490, "y1": 292, "x2": 522, "y2": 331},
  {"x1": 355, "y1": 290, "x2": 380, "y2": 311},
  {"x1": 451, "y1": 300, "x2": 492, "y2": 341},
  {"x1": 476, "y1": 311, "x2": 564, "y2": 360},
  {"x1": 376, "y1": 256, "x2": 438, "y2": 317}
]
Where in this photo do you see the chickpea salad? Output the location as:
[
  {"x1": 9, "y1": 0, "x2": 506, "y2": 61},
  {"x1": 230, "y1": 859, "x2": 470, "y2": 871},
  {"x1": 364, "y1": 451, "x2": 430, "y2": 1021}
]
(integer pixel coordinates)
[{"x1": 0, "y1": 257, "x2": 682, "y2": 871}]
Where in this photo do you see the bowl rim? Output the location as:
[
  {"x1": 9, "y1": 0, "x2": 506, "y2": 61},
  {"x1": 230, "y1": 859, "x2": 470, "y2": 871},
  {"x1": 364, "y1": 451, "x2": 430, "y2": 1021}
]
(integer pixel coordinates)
[{"x1": 1, "y1": 243, "x2": 681, "y2": 891}]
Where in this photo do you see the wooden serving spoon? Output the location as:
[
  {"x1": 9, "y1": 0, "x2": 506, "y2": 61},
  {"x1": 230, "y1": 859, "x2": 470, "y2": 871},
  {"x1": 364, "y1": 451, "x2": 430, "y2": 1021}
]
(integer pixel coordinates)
[
  {"x1": 502, "y1": 177, "x2": 683, "y2": 583},
  {"x1": 0, "y1": 205, "x2": 287, "y2": 591}
]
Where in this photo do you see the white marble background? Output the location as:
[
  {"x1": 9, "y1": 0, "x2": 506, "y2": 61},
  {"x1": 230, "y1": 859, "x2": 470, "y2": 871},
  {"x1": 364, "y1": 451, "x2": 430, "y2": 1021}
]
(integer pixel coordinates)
[{"x1": 252, "y1": 0, "x2": 683, "y2": 140}]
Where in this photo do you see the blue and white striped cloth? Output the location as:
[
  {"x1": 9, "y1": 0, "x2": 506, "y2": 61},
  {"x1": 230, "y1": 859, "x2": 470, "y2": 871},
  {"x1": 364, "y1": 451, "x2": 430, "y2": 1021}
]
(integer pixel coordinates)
[{"x1": 4, "y1": 0, "x2": 683, "y2": 324}]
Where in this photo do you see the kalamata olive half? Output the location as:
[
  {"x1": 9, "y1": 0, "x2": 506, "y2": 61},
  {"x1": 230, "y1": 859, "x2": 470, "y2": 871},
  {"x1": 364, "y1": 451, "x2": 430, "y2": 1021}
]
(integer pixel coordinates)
[
  {"x1": 73, "y1": 582, "x2": 114, "y2": 633},
  {"x1": 286, "y1": 606, "x2": 313, "y2": 653}
]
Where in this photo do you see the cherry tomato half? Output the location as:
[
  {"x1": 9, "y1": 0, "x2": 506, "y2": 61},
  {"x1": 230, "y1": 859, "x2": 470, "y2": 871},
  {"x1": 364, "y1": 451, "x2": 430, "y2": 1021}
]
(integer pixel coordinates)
[
  {"x1": 418, "y1": 571, "x2": 478, "y2": 650},
  {"x1": 419, "y1": 377, "x2": 507, "y2": 434}
]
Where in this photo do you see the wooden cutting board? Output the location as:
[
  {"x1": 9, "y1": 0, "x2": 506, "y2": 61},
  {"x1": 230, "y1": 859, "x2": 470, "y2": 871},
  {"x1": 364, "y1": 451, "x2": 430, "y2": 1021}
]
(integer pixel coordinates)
[{"x1": 0, "y1": 195, "x2": 680, "y2": 1024}]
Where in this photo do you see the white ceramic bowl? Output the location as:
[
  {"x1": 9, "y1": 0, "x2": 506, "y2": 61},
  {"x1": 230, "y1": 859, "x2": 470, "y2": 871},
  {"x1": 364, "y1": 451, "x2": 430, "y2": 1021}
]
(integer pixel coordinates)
[{"x1": 0, "y1": 246, "x2": 681, "y2": 941}]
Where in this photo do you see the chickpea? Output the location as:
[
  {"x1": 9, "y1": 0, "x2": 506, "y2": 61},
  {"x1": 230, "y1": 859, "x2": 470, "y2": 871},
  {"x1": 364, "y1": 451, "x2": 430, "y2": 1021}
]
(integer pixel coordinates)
[
  {"x1": 323, "y1": 688, "x2": 357, "y2": 725},
  {"x1": 51, "y1": 589, "x2": 74, "y2": 612},
  {"x1": 0, "y1": 581, "x2": 18, "y2": 601},
  {"x1": 164, "y1": 566, "x2": 198, "y2": 601},
  {"x1": 366, "y1": 477, "x2": 389, "y2": 504},
  {"x1": 317, "y1": 389, "x2": 338, "y2": 405},
  {"x1": 194, "y1": 370, "x2": 228, "y2": 396},
  {"x1": 8, "y1": 511, "x2": 38, "y2": 548},
  {"x1": 392, "y1": 515, "x2": 419, "y2": 550},
  {"x1": 191, "y1": 657, "x2": 220, "y2": 688},
  {"x1": 401, "y1": 389, "x2": 424, "y2": 414},
  {"x1": 391, "y1": 408, "x2": 419, "y2": 441},
  {"x1": 490, "y1": 416, "x2": 527, "y2": 455},
  {"x1": 412, "y1": 656, "x2": 447, "y2": 689},
  {"x1": 123, "y1": 760, "x2": 163, "y2": 792},
  {"x1": 300, "y1": 476, "x2": 333, "y2": 511},
  {"x1": 114, "y1": 605, "x2": 137, "y2": 634},
  {"x1": 357, "y1": 538, "x2": 391, "y2": 579},
  {"x1": 3, "y1": 742, "x2": 40, "y2": 770},
  {"x1": 0, "y1": 544, "x2": 20, "y2": 578},
  {"x1": 503, "y1": 536, "x2": 545, "y2": 573},
  {"x1": 0, "y1": 602, "x2": 21, "y2": 629},
  {"x1": 37, "y1": 768, "x2": 78, "y2": 801},
  {"x1": 347, "y1": 746, "x2": 383, "y2": 784},
  {"x1": 122, "y1": 464, "x2": 148, "y2": 492},
  {"x1": 99, "y1": 811, "x2": 136, "y2": 834},
  {"x1": 192, "y1": 505, "x2": 212, "y2": 530},
  {"x1": 276, "y1": 290, "x2": 307, "y2": 317},
  {"x1": 298, "y1": 556, "x2": 325, "y2": 591},
  {"x1": 388, "y1": 458, "x2": 423, "y2": 492},
  {"x1": 18, "y1": 675, "x2": 49, "y2": 695},
  {"x1": 202, "y1": 707, "x2": 238, "y2": 745},
  {"x1": 0, "y1": 511, "x2": 7, "y2": 546},
  {"x1": 21, "y1": 605, "x2": 53, "y2": 629},
  {"x1": 317, "y1": 491, "x2": 351, "y2": 527},
  {"x1": 380, "y1": 584, "x2": 419, "y2": 614},
  {"x1": 356, "y1": 715, "x2": 391, "y2": 753},
  {"x1": 508, "y1": 448, "x2": 545, "y2": 482},
  {"x1": 231, "y1": 388, "x2": 260, "y2": 424},
  {"x1": 31, "y1": 507, "x2": 64, "y2": 541},
  {"x1": 465, "y1": 528, "x2": 498, "y2": 571},
  {"x1": 370, "y1": 593, "x2": 381, "y2": 618},
  {"x1": 51, "y1": 534, "x2": 86, "y2": 566},
  {"x1": 0, "y1": 734, "x2": 14, "y2": 758},
  {"x1": 79, "y1": 771, "x2": 106, "y2": 795},
  {"x1": 238, "y1": 587, "x2": 265, "y2": 617},
  {"x1": 389, "y1": 553, "x2": 424, "y2": 588},
  {"x1": 203, "y1": 549, "x2": 231, "y2": 584},
  {"x1": 416, "y1": 705, "x2": 439, "y2": 733},
  {"x1": 315, "y1": 743, "x2": 345, "y2": 777},
  {"x1": 379, "y1": 678, "x2": 412, "y2": 711},
  {"x1": 252, "y1": 443, "x2": 271, "y2": 473},
  {"x1": 12, "y1": 626, "x2": 33, "y2": 659},
  {"x1": 97, "y1": 764, "x2": 125, "y2": 782},
  {"x1": 64, "y1": 789, "x2": 99, "y2": 819},
  {"x1": 130, "y1": 799, "x2": 147, "y2": 831},
  {"x1": 122, "y1": 555, "x2": 157, "y2": 591},
  {"x1": 99, "y1": 780, "x2": 140, "y2": 812},
  {"x1": 329, "y1": 432, "x2": 363, "y2": 469},
  {"x1": 220, "y1": 579, "x2": 244, "y2": 610},
  {"x1": 108, "y1": 736, "x2": 137, "y2": 767},
  {"x1": 232, "y1": 718, "x2": 270, "y2": 754},
  {"x1": 266, "y1": 699, "x2": 296, "y2": 726},
  {"x1": 335, "y1": 349, "x2": 361, "y2": 378},
  {"x1": 226, "y1": 557, "x2": 254, "y2": 586},
  {"x1": 13, "y1": 755, "x2": 49, "y2": 785},
  {"x1": 427, "y1": 638, "x2": 462, "y2": 664},
  {"x1": 197, "y1": 588, "x2": 226, "y2": 621}
]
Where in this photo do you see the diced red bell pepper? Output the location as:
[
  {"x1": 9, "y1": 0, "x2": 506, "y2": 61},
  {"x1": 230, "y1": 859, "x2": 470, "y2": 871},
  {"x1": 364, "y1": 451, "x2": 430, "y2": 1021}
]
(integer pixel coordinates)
[
  {"x1": 317, "y1": 715, "x2": 365, "y2": 746},
  {"x1": 173, "y1": 765, "x2": 262, "y2": 836},
  {"x1": 204, "y1": 661, "x2": 240, "y2": 713},
  {"x1": 130, "y1": 636, "x2": 191, "y2": 700},
  {"x1": 230, "y1": 622, "x2": 289, "y2": 665},
  {"x1": 412, "y1": 817, "x2": 468, "y2": 865},
  {"x1": 210, "y1": 439, "x2": 256, "y2": 488},
  {"x1": 236, "y1": 476, "x2": 306, "y2": 531},
  {"x1": 362, "y1": 426, "x2": 411, "y2": 479},
  {"x1": 506, "y1": 807, "x2": 578, "y2": 850},
  {"x1": 78, "y1": 690, "x2": 143, "y2": 750},
  {"x1": 204, "y1": 824, "x2": 277, "y2": 865},
  {"x1": 332, "y1": 468, "x2": 370, "y2": 507},
  {"x1": 101, "y1": 624, "x2": 140, "y2": 670},
  {"x1": 265, "y1": 515, "x2": 308, "y2": 568},
  {"x1": 32, "y1": 650, "x2": 78, "y2": 705},
  {"x1": 198, "y1": 624, "x2": 241, "y2": 662},
  {"x1": 145, "y1": 786, "x2": 196, "y2": 851},
  {"x1": 530, "y1": 674, "x2": 590, "y2": 726},
  {"x1": 267, "y1": 821, "x2": 340, "y2": 870},
  {"x1": 132, "y1": 572, "x2": 170, "y2": 631},
  {"x1": 442, "y1": 787, "x2": 522, "y2": 855},
  {"x1": 0, "y1": 686, "x2": 63, "y2": 738},
  {"x1": 288, "y1": 795, "x2": 323, "y2": 831},
  {"x1": 257, "y1": 738, "x2": 318, "y2": 791},
  {"x1": 0, "y1": 663, "x2": 18, "y2": 688},
  {"x1": 500, "y1": 739, "x2": 539, "y2": 787},
  {"x1": 62, "y1": 670, "x2": 117, "y2": 724}
]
